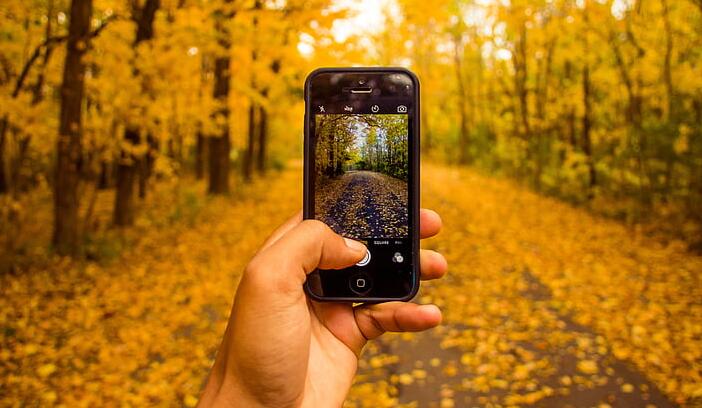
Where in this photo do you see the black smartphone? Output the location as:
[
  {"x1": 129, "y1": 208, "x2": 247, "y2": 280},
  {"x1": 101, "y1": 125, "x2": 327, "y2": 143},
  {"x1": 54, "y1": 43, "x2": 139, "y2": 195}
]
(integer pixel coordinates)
[{"x1": 303, "y1": 67, "x2": 420, "y2": 302}]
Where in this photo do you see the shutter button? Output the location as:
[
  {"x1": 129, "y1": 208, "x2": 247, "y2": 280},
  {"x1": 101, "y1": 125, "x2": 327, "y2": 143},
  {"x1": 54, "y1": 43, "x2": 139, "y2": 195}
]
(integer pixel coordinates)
[{"x1": 356, "y1": 249, "x2": 371, "y2": 266}]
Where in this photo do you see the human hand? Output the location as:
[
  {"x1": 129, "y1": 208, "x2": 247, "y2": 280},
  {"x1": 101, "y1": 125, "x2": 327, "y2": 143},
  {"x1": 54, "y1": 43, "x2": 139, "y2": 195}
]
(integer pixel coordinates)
[{"x1": 198, "y1": 209, "x2": 447, "y2": 407}]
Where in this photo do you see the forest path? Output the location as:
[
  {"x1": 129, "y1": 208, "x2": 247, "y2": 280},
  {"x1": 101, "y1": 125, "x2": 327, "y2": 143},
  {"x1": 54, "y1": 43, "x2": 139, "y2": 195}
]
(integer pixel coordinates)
[
  {"x1": 2, "y1": 163, "x2": 700, "y2": 406},
  {"x1": 349, "y1": 164, "x2": 700, "y2": 407},
  {"x1": 316, "y1": 170, "x2": 408, "y2": 238}
]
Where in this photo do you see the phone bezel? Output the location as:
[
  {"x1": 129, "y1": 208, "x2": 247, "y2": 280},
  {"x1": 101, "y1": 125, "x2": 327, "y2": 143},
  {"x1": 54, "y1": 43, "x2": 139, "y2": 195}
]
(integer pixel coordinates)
[{"x1": 303, "y1": 67, "x2": 420, "y2": 303}]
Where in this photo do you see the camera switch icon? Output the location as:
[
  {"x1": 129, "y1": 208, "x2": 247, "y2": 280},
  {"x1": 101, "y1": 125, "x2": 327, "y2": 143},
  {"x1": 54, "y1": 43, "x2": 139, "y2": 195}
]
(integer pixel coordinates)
[
  {"x1": 371, "y1": 105, "x2": 380, "y2": 113},
  {"x1": 397, "y1": 105, "x2": 407, "y2": 113}
]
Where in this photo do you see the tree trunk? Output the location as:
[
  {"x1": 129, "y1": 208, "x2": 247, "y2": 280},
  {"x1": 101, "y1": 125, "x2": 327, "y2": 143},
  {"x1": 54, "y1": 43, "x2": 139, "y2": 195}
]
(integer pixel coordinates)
[
  {"x1": 254, "y1": 59, "x2": 277, "y2": 174},
  {"x1": 207, "y1": 1, "x2": 233, "y2": 194},
  {"x1": 516, "y1": 23, "x2": 530, "y2": 140},
  {"x1": 661, "y1": 0, "x2": 676, "y2": 195},
  {"x1": 208, "y1": 130, "x2": 230, "y2": 194},
  {"x1": 582, "y1": 64, "x2": 596, "y2": 194},
  {"x1": 243, "y1": 103, "x2": 256, "y2": 181},
  {"x1": 0, "y1": 118, "x2": 7, "y2": 194},
  {"x1": 421, "y1": 99, "x2": 431, "y2": 153},
  {"x1": 53, "y1": 0, "x2": 92, "y2": 255},
  {"x1": 195, "y1": 131, "x2": 207, "y2": 179},
  {"x1": 661, "y1": 0, "x2": 675, "y2": 120},
  {"x1": 113, "y1": 0, "x2": 159, "y2": 224},
  {"x1": 256, "y1": 104, "x2": 267, "y2": 173},
  {"x1": 114, "y1": 129, "x2": 138, "y2": 226},
  {"x1": 138, "y1": 148, "x2": 148, "y2": 199},
  {"x1": 138, "y1": 135, "x2": 157, "y2": 199},
  {"x1": 98, "y1": 160, "x2": 111, "y2": 189},
  {"x1": 582, "y1": 1, "x2": 596, "y2": 197},
  {"x1": 533, "y1": 40, "x2": 554, "y2": 191},
  {"x1": 610, "y1": 10, "x2": 651, "y2": 205},
  {"x1": 208, "y1": 54, "x2": 231, "y2": 194},
  {"x1": 242, "y1": 8, "x2": 259, "y2": 182},
  {"x1": 12, "y1": 137, "x2": 30, "y2": 193},
  {"x1": 452, "y1": 33, "x2": 470, "y2": 165}
]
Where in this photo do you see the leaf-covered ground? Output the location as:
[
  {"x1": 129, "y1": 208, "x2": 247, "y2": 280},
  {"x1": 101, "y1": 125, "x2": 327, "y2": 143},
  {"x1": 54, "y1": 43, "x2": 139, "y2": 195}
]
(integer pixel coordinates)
[
  {"x1": 316, "y1": 170, "x2": 408, "y2": 239},
  {"x1": 1, "y1": 163, "x2": 700, "y2": 407}
]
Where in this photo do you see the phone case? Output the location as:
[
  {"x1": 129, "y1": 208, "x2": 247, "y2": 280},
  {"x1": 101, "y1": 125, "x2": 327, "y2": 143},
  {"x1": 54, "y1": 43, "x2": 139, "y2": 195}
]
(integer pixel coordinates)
[{"x1": 302, "y1": 67, "x2": 420, "y2": 303}]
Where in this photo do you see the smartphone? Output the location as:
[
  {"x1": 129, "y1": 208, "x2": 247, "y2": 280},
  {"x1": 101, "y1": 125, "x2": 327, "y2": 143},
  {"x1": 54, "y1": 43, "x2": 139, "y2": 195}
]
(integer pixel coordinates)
[{"x1": 303, "y1": 67, "x2": 420, "y2": 302}]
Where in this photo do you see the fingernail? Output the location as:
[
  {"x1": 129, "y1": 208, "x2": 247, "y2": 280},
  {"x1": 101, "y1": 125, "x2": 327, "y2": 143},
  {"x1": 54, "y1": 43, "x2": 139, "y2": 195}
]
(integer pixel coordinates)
[
  {"x1": 420, "y1": 304, "x2": 441, "y2": 315},
  {"x1": 343, "y1": 237, "x2": 366, "y2": 253},
  {"x1": 420, "y1": 304, "x2": 442, "y2": 324}
]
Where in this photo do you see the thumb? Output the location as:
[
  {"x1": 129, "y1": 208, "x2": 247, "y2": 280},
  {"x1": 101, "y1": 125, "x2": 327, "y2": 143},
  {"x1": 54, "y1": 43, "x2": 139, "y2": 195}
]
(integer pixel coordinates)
[{"x1": 250, "y1": 219, "x2": 367, "y2": 288}]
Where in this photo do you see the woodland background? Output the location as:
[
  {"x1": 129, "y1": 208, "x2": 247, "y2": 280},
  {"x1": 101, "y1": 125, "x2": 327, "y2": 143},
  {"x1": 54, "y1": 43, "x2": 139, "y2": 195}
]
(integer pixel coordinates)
[
  {"x1": 1, "y1": 0, "x2": 701, "y2": 256},
  {"x1": 1, "y1": 0, "x2": 701, "y2": 406},
  {"x1": 315, "y1": 114, "x2": 409, "y2": 180}
]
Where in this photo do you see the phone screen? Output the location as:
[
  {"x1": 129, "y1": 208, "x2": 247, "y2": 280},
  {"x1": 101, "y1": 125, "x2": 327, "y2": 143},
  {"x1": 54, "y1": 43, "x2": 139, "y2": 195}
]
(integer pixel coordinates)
[
  {"x1": 314, "y1": 113, "x2": 409, "y2": 239},
  {"x1": 305, "y1": 70, "x2": 418, "y2": 300}
]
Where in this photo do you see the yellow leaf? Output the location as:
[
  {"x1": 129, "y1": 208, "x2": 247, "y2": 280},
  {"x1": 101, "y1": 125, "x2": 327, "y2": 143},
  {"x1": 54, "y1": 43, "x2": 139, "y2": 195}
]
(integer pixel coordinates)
[
  {"x1": 184, "y1": 394, "x2": 198, "y2": 407},
  {"x1": 37, "y1": 363, "x2": 57, "y2": 378},
  {"x1": 412, "y1": 369, "x2": 427, "y2": 379},
  {"x1": 24, "y1": 344, "x2": 38, "y2": 355},
  {"x1": 42, "y1": 391, "x2": 57, "y2": 402},
  {"x1": 576, "y1": 360, "x2": 598, "y2": 375},
  {"x1": 440, "y1": 398, "x2": 455, "y2": 408},
  {"x1": 398, "y1": 373, "x2": 414, "y2": 385}
]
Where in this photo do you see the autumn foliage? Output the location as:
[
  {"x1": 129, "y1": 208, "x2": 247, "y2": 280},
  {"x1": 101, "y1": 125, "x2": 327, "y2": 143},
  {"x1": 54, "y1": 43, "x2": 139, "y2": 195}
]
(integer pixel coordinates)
[{"x1": 1, "y1": 0, "x2": 701, "y2": 406}]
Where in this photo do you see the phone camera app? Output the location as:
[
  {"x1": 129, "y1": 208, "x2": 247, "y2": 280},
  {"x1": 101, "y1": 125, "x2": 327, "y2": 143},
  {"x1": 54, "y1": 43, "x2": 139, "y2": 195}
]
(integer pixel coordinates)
[{"x1": 314, "y1": 113, "x2": 408, "y2": 240}]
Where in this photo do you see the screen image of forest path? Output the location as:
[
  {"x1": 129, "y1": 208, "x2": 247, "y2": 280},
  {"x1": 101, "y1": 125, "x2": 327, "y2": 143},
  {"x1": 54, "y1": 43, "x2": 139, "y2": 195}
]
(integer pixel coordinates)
[
  {"x1": 316, "y1": 170, "x2": 408, "y2": 239},
  {"x1": 2, "y1": 0, "x2": 702, "y2": 406},
  {"x1": 315, "y1": 114, "x2": 409, "y2": 239}
]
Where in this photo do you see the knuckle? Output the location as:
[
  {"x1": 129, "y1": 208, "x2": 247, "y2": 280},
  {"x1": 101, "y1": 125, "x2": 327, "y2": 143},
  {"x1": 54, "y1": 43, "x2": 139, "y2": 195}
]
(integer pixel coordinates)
[
  {"x1": 298, "y1": 219, "x2": 330, "y2": 235},
  {"x1": 356, "y1": 307, "x2": 385, "y2": 340},
  {"x1": 244, "y1": 254, "x2": 302, "y2": 296},
  {"x1": 244, "y1": 255, "x2": 264, "y2": 277}
]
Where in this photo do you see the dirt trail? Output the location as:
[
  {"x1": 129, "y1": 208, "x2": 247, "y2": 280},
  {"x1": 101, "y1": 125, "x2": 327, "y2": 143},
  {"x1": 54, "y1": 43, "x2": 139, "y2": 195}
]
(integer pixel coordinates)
[
  {"x1": 3, "y1": 163, "x2": 700, "y2": 406},
  {"x1": 349, "y1": 164, "x2": 700, "y2": 407},
  {"x1": 316, "y1": 170, "x2": 408, "y2": 238}
]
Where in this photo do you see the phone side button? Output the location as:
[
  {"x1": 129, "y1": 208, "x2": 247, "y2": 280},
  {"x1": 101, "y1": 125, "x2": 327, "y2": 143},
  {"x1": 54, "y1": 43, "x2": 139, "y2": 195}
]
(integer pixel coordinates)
[{"x1": 349, "y1": 273, "x2": 372, "y2": 295}]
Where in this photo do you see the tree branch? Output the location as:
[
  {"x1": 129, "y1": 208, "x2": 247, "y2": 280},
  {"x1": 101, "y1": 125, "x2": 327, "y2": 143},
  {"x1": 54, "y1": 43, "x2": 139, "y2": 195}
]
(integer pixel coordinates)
[{"x1": 12, "y1": 14, "x2": 118, "y2": 98}]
